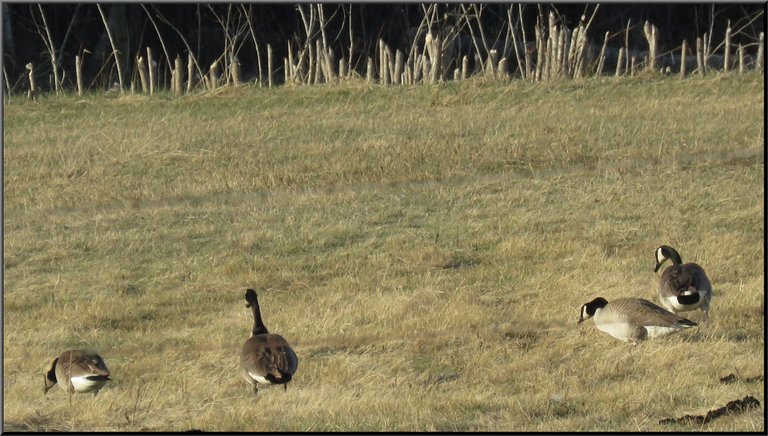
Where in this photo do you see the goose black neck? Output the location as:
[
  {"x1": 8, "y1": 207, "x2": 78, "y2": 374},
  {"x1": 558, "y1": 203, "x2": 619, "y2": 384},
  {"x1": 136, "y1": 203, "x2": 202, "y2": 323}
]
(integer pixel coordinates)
[
  {"x1": 665, "y1": 246, "x2": 683, "y2": 265},
  {"x1": 249, "y1": 294, "x2": 269, "y2": 336}
]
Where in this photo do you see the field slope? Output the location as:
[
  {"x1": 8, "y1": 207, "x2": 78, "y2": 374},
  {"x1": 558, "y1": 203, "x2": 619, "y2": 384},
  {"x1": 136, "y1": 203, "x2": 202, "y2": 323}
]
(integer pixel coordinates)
[{"x1": 3, "y1": 75, "x2": 764, "y2": 432}]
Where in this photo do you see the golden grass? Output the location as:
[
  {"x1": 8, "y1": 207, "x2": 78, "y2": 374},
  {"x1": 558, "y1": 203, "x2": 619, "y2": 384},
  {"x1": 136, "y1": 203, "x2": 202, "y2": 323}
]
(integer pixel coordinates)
[{"x1": 3, "y1": 74, "x2": 764, "y2": 431}]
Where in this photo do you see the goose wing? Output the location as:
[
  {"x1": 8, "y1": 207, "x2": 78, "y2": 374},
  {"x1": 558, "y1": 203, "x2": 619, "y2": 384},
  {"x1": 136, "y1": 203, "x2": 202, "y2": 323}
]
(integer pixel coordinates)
[
  {"x1": 686, "y1": 263, "x2": 712, "y2": 292},
  {"x1": 614, "y1": 298, "x2": 696, "y2": 327},
  {"x1": 60, "y1": 350, "x2": 110, "y2": 378},
  {"x1": 661, "y1": 265, "x2": 695, "y2": 294},
  {"x1": 241, "y1": 335, "x2": 298, "y2": 382}
]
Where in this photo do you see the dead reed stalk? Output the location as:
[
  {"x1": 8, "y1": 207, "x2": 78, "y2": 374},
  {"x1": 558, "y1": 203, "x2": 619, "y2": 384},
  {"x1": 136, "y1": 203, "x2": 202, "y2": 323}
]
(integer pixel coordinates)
[
  {"x1": 97, "y1": 4, "x2": 124, "y2": 94},
  {"x1": 37, "y1": 5, "x2": 61, "y2": 95},
  {"x1": 623, "y1": 18, "x2": 631, "y2": 74},
  {"x1": 147, "y1": 47, "x2": 155, "y2": 94},
  {"x1": 268, "y1": 44, "x2": 273, "y2": 88},
  {"x1": 75, "y1": 55, "x2": 84, "y2": 96},
  {"x1": 231, "y1": 57, "x2": 241, "y2": 86},
  {"x1": 616, "y1": 47, "x2": 625, "y2": 77},
  {"x1": 315, "y1": 39, "x2": 324, "y2": 83},
  {"x1": 724, "y1": 22, "x2": 731, "y2": 72},
  {"x1": 643, "y1": 21, "x2": 658, "y2": 72},
  {"x1": 366, "y1": 57, "x2": 373, "y2": 84},
  {"x1": 325, "y1": 47, "x2": 336, "y2": 83},
  {"x1": 432, "y1": 35, "x2": 442, "y2": 83},
  {"x1": 738, "y1": 44, "x2": 744, "y2": 73},
  {"x1": 174, "y1": 55, "x2": 183, "y2": 94},
  {"x1": 287, "y1": 41, "x2": 295, "y2": 83},
  {"x1": 209, "y1": 60, "x2": 219, "y2": 90},
  {"x1": 379, "y1": 39, "x2": 390, "y2": 85},
  {"x1": 394, "y1": 49, "x2": 403, "y2": 85},
  {"x1": 534, "y1": 20, "x2": 544, "y2": 81},
  {"x1": 680, "y1": 40, "x2": 688, "y2": 77},
  {"x1": 498, "y1": 57, "x2": 509, "y2": 80},
  {"x1": 703, "y1": 32, "x2": 710, "y2": 73},
  {"x1": 596, "y1": 31, "x2": 609, "y2": 76},
  {"x1": 284, "y1": 58, "x2": 289, "y2": 84},
  {"x1": 308, "y1": 39, "x2": 315, "y2": 85},
  {"x1": 338, "y1": 58, "x2": 346, "y2": 81},
  {"x1": 486, "y1": 49, "x2": 498, "y2": 79},
  {"x1": 25, "y1": 63, "x2": 36, "y2": 100},
  {"x1": 696, "y1": 37, "x2": 705, "y2": 75},
  {"x1": 137, "y1": 56, "x2": 148, "y2": 93},
  {"x1": 187, "y1": 54, "x2": 194, "y2": 92}
]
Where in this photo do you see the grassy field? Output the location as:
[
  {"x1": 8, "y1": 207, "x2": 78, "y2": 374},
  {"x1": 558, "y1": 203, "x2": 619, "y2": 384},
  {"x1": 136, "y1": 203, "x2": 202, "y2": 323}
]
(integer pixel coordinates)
[{"x1": 3, "y1": 74, "x2": 764, "y2": 432}]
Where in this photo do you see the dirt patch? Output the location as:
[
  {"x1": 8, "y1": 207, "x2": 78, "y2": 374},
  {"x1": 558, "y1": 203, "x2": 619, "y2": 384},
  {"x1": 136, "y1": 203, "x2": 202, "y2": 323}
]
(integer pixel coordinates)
[
  {"x1": 659, "y1": 396, "x2": 761, "y2": 425},
  {"x1": 719, "y1": 373, "x2": 764, "y2": 384}
]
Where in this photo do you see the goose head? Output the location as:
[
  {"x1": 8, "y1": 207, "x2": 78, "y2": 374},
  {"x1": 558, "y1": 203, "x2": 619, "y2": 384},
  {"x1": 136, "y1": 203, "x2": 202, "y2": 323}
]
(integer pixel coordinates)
[
  {"x1": 578, "y1": 297, "x2": 609, "y2": 324},
  {"x1": 654, "y1": 245, "x2": 683, "y2": 272}
]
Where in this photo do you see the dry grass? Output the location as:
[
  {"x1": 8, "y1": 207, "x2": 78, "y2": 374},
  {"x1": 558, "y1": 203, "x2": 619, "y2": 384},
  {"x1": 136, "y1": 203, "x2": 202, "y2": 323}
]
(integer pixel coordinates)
[{"x1": 3, "y1": 74, "x2": 764, "y2": 432}]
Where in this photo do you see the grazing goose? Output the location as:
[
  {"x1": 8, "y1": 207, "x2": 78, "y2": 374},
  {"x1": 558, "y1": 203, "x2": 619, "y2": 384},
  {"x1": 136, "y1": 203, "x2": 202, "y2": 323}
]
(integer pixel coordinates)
[
  {"x1": 240, "y1": 288, "x2": 298, "y2": 394},
  {"x1": 578, "y1": 297, "x2": 697, "y2": 344},
  {"x1": 654, "y1": 245, "x2": 713, "y2": 320},
  {"x1": 44, "y1": 349, "x2": 111, "y2": 403}
]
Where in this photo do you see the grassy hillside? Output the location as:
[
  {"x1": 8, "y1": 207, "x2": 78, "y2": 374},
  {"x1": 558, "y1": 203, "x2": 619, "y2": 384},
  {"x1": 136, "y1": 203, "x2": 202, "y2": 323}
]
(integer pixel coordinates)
[{"x1": 3, "y1": 74, "x2": 764, "y2": 432}]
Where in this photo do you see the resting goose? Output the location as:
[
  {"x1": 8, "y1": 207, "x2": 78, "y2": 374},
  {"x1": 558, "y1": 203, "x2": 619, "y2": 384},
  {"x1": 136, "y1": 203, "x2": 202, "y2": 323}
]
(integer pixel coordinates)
[{"x1": 578, "y1": 297, "x2": 697, "y2": 345}]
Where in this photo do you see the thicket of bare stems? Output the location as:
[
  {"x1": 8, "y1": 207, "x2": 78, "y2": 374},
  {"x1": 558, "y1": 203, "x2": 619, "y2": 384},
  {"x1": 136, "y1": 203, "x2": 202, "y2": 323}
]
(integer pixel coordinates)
[{"x1": 12, "y1": 4, "x2": 765, "y2": 99}]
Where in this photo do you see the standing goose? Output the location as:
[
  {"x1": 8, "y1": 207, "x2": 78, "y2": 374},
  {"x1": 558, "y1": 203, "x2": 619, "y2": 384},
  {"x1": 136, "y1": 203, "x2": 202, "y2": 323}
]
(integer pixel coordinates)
[
  {"x1": 578, "y1": 297, "x2": 698, "y2": 344},
  {"x1": 654, "y1": 245, "x2": 713, "y2": 320},
  {"x1": 44, "y1": 349, "x2": 111, "y2": 403},
  {"x1": 240, "y1": 288, "x2": 298, "y2": 394}
]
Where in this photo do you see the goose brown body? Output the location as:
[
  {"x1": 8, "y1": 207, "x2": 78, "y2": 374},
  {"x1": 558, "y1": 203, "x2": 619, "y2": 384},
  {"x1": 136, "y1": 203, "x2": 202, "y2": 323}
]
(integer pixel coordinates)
[
  {"x1": 44, "y1": 349, "x2": 111, "y2": 397},
  {"x1": 655, "y1": 245, "x2": 712, "y2": 319},
  {"x1": 239, "y1": 289, "x2": 298, "y2": 393}
]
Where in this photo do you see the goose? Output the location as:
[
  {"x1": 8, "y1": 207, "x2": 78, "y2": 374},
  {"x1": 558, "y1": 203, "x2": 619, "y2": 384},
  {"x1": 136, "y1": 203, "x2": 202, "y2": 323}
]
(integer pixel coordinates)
[
  {"x1": 240, "y1": 288, "x2": 298, "y2": 394},
  {"x1": 44, "y1": 349, "x2": 111, "y2": 403},
  {"x1": 578, "y1": 297, "x2": 697, "y2": 344},
  {"x1": 654, "y1": 245, "x2": 713, "y2": 320}
]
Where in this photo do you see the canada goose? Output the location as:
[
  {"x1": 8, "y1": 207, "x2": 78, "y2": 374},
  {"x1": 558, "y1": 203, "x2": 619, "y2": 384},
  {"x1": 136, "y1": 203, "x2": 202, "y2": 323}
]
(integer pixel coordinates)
[
  {"x1": 240, "y1": 288, "x2": 298, "y2": 394},
  {"x1": 654, "y1": 245, "x2": 712, "y2": 320},
  {"x1": 578, "y1": 297, "x2": 698, "y2": 344},
  {"x1": 44, "y1": 349, "x2": 111, "y2": 403}
]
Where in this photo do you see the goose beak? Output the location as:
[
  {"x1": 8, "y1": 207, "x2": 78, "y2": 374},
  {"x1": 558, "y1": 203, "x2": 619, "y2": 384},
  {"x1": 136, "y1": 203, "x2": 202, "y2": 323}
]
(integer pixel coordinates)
[
  {"x1": 654, "y1": 262, "x2": 662, "y2": 273},
  {"x1": 577, "y1": 316, "x2": 585, "y2": 325}
]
